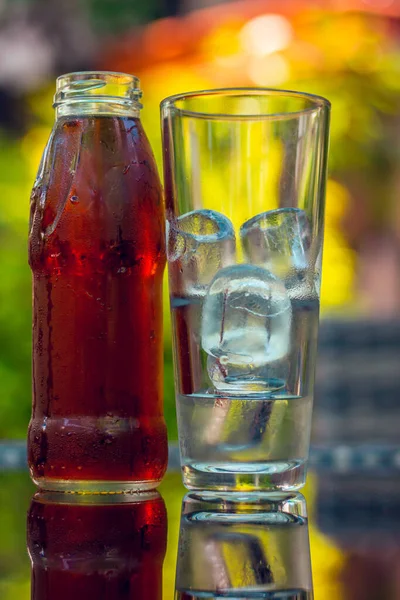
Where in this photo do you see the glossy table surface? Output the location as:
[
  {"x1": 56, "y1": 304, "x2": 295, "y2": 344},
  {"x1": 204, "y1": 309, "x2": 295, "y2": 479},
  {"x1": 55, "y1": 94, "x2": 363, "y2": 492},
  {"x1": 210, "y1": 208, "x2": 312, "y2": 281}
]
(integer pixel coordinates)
[{"x1": 1, "y1": 462, "x2": 399, "y2": 600}]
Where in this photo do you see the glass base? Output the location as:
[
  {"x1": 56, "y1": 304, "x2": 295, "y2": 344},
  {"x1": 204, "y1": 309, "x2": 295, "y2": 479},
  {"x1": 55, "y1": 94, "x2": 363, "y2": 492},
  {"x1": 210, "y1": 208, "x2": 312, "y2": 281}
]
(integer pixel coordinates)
[
  {"x1": 175, "y1": 587, "x2": 312, "y2": 599},
  {"x1": 32, "y1": 477, "x2": 162, "y2": 494},
  {"x1": 182, "y1": 460, "x2": 307, "y2": 491}
]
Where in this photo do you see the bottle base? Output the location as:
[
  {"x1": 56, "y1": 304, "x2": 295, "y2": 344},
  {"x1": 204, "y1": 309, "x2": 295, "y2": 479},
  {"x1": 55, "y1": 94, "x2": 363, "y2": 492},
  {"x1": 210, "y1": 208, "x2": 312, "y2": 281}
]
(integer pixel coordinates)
[
  {"x1": 181, "y1": 459, "x2": 307, "y2": 492},
  {"x1": 32, "y1": 477, "x2": 162, "y2": 494}
]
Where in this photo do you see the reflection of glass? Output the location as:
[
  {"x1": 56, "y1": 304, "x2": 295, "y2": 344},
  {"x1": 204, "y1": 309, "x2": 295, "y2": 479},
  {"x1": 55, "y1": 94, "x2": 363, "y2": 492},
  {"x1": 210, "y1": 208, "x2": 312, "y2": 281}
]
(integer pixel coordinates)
[
  {"x1": 175, "y1": 491, "x2": 313, "y2": 598},
  {"x1": 161, "y1": 89, "x2": 330, "y2": 491},
  {"x1": 27, "y1": 491, "x2": 167, "y2": 600}
]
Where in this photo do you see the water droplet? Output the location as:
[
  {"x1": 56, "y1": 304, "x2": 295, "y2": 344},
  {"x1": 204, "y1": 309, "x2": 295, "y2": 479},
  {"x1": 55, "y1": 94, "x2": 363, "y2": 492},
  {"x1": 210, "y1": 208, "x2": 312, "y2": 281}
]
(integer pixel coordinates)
[
  {"x1": 70, "y1": 195, "x2": 79, "y2": 204},
  {"x1": 117, "y1": 266, "x2": 127, "y2": 274}
]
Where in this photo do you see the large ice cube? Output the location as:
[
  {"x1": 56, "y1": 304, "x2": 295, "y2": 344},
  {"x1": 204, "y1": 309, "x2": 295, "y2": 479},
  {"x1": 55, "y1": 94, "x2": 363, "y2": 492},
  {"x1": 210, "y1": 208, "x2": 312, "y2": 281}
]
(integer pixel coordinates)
[
  {"x1": 240, "y1": 208, "x2": 311, "y2": 277},
  {"x1": 168, "y1": 209, "x2": 236, "y2": 297},
  {"x1": 201, "y1": 264, "x2": 292, "y2": 394}
]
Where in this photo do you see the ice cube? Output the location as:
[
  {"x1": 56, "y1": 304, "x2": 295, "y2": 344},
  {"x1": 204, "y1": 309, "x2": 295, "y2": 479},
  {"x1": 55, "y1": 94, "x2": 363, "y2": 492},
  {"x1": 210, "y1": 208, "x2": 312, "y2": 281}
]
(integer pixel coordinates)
[
  {"x1": 201, "y1": 264, "x2": 292, "y2": 394},
  {"x1": 168, "y1": 209, "x2": 236, "y2": 297},
  {"x1": 240, "y1": 208, "x2": 311, "y2": 277}
]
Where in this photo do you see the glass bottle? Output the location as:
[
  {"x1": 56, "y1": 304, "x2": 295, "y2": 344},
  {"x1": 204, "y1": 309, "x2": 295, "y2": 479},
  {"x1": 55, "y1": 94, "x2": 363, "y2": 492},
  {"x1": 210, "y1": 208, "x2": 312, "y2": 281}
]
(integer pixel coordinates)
[{"x1": 28, "y1": 72, "x2": 167, "y2": 492}]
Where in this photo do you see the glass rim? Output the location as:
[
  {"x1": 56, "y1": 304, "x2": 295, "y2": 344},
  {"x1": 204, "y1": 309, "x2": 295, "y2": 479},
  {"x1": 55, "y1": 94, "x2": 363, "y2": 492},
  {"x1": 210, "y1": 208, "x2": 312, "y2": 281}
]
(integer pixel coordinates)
[{"x1": 160, "y1": 87, "x2": 330, "y2": 121}]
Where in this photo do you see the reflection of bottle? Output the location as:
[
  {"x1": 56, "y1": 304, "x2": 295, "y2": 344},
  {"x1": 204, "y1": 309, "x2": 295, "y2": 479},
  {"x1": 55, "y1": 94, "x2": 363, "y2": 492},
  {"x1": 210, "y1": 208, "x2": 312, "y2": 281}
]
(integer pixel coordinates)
[
  {"x1": 175, "y1": 492, "x2": 313, "y2": 599},
  {"x1": 28, "y1": 72, "x2": 167, "y2": 492},
  {"x1": 27, "y1": 491, "x2": 167, "y2": 600}
]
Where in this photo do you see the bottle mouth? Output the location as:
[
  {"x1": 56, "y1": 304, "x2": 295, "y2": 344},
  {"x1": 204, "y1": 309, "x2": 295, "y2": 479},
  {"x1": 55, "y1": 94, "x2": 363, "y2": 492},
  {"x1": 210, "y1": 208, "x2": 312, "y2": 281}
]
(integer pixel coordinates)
[{"x1": 53, "y1": 71, "x2": 142, "y2": 116}]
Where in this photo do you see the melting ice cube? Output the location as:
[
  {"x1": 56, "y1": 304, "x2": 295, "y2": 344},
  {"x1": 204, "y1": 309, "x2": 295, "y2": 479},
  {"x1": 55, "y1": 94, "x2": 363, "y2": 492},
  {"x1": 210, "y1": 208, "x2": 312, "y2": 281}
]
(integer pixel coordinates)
[
  {"x1": 201, "y1": 264, "x2": 291, "y2": 394},
  {"x1": 240, "y1": 208, "x2": 311, "y2": 277},
  {"x1": 168, "y1": 209, "x2": 236, "y2": 297},
  {"x1": 240, "y1": 207, "x2": 317, "y2": 300}
]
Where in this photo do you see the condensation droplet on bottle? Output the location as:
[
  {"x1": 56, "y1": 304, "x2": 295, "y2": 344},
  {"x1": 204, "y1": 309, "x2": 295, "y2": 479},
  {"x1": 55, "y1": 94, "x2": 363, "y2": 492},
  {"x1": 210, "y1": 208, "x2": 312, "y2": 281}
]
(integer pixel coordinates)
[{"x1": 70, "y1": 195, "x2": 79, "y2": 204}]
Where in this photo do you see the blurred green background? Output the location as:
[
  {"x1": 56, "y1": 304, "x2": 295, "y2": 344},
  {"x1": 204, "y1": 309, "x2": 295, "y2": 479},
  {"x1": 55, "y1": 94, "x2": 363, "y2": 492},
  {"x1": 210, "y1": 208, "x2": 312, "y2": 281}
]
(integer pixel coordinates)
[
  {"x1": 1, "y1": 1, "x2": 400, "y2": 599},
  {"x1": 2, "y1": 0, "x2": 400, "y2": 438}
]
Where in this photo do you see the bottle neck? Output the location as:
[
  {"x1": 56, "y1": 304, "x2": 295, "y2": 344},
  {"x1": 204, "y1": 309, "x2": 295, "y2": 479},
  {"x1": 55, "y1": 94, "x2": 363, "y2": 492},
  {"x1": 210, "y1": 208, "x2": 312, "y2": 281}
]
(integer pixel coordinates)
[
  {"x1": 55, "y1": 99, "x2": 141, "y2": 119},
  {"x1": 53, "y1": 71, "x2": 142, "y2": 120}
]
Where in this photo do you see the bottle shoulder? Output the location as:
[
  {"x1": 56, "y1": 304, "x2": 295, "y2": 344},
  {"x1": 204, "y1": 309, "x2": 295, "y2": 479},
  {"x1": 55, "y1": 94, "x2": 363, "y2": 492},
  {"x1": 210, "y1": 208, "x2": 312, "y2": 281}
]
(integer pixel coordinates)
[{"x1": 29, "y1": 116, "x2": 165, "y2": 272}]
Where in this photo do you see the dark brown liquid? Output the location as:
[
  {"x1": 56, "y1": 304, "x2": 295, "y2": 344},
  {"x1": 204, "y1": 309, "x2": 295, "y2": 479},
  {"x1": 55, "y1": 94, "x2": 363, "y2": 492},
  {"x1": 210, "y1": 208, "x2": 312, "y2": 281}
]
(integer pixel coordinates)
[
  {"x1": 28, "y1": 116, "x2": 167, "y2": 485},
  {"x1": 28, "y1": 492, "x2": 167, "y2": 600}
]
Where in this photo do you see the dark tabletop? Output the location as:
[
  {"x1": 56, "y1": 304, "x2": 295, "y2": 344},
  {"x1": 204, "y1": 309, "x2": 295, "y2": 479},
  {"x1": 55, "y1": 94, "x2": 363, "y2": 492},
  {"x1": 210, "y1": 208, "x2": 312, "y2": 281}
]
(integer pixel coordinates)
[{"x1": 1, "y1": 463, "x2": 399, "y2": 600}]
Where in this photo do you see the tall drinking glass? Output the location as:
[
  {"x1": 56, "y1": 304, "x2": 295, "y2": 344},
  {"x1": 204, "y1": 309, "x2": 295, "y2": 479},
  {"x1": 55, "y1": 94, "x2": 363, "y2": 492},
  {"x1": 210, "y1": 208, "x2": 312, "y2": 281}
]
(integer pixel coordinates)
[{"x1": 161, "y1": 89, "x2": 330, "y2": 491}]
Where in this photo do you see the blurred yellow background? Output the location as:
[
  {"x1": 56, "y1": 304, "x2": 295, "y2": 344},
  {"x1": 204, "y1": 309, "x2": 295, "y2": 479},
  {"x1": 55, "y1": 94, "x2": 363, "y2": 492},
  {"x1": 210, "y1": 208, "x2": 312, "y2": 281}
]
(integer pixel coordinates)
[
  {"x1": 4, "y1": 1, "x2": 400, "y2": 435},
  {"x1": 1, "y1": 1, "x2": 400, "y2": 598}
]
